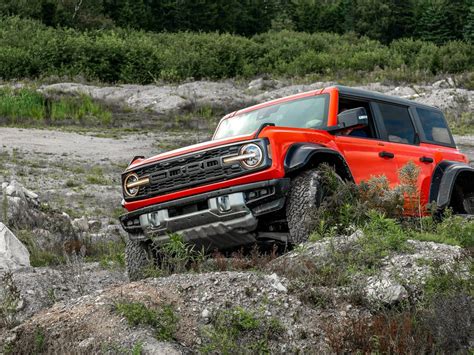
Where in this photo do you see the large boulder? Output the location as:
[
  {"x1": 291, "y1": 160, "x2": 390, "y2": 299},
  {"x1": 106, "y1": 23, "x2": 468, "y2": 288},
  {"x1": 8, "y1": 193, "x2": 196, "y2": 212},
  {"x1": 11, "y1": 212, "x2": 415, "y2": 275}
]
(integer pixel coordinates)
[{"x1": 0, "y1": 223, "x2": 30, "y2": 270}]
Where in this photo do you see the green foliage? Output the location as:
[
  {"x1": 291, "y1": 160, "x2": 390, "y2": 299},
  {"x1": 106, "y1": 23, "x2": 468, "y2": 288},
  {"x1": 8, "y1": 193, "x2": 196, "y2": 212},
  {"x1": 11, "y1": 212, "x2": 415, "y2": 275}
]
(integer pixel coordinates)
[
  {"x1": 201, "y1": 306, "x2": 284, "y2": 354},
  {"x1": 1, "y1": 0, "x2": 472, "y2": 44},
  {"x1": 0, "y1": 17, "x2": 472, "y2": 84},
  {"x1": 409, "y1": 211, "x2": 474, "y2": 248},
  {"x1": 0, "y1": 87, "x2": 112, "y2": 127},
  {"x1": 115, "y1": 302, "x2": 178, "y2": 341},
  {"x1": 85, "y1": 239, "x2": 126, "y2": 269},
  {"x1": 15, "y1": 230, "x2": 65, "y2": 267},
  {"x1": 0, "y1": 272, "x2": 21, "y2": 328},
  {"x1": 145, "y1": 233, "x2": 206, "y2": 277},
  {"x1": 34, "y1": 328, "x2": 45, "y2": 353}
]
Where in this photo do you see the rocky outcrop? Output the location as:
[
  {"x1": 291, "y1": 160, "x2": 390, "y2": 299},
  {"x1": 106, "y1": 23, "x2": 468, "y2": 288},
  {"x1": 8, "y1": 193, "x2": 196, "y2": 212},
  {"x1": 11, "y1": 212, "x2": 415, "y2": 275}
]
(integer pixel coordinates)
[
  {"x1": 1, "y1": 232, "x2": 470, "y2": 354},
  {"x1": 40, "y1": 78, "x2": 473, "y2": 119},
  {"x1": 268, "y1": 231, "x2": 467, "y2": 306},
  {"x1": 1, "y1": 180, "x2": 77, "y2": 254},
  {"x1": 0, "y1": 223, "x2": 30, "y2": 271}
]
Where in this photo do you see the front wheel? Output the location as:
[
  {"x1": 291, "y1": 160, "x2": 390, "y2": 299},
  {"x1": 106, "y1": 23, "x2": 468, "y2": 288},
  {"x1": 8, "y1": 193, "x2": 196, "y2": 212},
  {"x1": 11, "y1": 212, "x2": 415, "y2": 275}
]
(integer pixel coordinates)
[
  {"x1": 286, "y1": 168, "x2": 339, "y2": 244},
  {"x1": 125, "y1": 237, "x2": 154, "y2": 281}
]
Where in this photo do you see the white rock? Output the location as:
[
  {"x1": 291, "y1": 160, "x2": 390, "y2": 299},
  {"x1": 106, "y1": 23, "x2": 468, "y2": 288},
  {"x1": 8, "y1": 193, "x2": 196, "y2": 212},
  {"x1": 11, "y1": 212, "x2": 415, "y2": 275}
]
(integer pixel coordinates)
[
  {"x1": 73, "y1": 217, "x2": 89, "y2": 233},
  {"x1": 366, "y1": 278, "x2": 407, "y2": 304},
  {"x1": 0, "y1": 222, "x2": 31, "y2": 270},
  {"x1": 268, "y1": 273, "x2": 287, "y2": 292},
  {"x1": 23, "y1": 188, "x2": 38, "y2": 200},
  {"x1": 201, "y1": 308, "x2": 210, "y2": 318},
  {"x1": 248, "y1": 78, "x2": 265, "y2": 90}
]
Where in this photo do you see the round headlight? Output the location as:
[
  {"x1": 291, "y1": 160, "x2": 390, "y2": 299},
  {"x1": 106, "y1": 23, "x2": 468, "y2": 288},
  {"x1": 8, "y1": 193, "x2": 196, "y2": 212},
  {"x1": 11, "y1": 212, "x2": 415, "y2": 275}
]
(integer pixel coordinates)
[
  {"x1": 123, "y1": 173, "x2": 139, "y2": 197},
  {"x1": 240, "y1": 143, "x2": 263, "y2": 169}
]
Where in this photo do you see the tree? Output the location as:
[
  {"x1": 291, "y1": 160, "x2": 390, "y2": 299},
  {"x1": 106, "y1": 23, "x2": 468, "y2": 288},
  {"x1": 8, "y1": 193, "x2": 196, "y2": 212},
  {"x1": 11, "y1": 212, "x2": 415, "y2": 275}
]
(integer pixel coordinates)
[{"x1": 417, "y1": 0, "x2": 457, "y2": 44}]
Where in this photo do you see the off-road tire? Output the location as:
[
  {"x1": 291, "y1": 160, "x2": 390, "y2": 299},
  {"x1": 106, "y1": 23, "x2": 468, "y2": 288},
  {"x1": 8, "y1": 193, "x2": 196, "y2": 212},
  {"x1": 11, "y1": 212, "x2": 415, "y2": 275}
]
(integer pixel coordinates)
[
  {"x1": 125, "y1": 237, "x2": 153, "y2": 281},
  {"x1": 286, "y1": 169, "x2": 338, "y2": 244},
  {"x1": 463, "y1": 192, "x2": 474, "y2": 215}
]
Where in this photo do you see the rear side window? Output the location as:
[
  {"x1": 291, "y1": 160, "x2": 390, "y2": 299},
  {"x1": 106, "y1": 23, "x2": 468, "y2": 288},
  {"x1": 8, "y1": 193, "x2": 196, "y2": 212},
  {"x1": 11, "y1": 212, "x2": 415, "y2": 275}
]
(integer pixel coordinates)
[
  {"x1": 416, "y1": 108, "x2": 453, "y2": 146},
  {"x1": 378, "y1": 102, "x2": 416, "y2": 144}
]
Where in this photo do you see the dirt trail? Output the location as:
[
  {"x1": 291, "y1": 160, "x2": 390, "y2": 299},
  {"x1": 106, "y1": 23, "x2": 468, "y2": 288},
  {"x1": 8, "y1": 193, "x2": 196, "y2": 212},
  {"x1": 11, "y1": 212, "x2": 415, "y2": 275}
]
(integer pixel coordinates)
[{"x1": 0, "y1": 128, "x2": 201, "y2": 163}]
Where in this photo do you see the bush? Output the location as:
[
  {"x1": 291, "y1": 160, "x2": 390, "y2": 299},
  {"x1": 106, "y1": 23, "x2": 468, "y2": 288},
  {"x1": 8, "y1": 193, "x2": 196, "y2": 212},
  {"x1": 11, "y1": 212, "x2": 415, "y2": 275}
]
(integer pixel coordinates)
[{"x1": 0, "y1": 17, "x2": 472, "y2": 84}]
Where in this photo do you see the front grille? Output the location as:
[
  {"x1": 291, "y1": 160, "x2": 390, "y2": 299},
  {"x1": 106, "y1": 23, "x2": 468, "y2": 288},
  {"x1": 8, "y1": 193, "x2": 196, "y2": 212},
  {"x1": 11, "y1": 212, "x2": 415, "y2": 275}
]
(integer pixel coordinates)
[{"x1": 124, "y1": 140, "x2": 268, "y2": 201}]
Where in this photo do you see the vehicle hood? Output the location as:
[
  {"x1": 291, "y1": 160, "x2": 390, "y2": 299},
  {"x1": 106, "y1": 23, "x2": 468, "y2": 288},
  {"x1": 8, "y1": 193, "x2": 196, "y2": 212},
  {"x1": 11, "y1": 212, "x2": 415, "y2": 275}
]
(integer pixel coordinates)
[{"x1": 126, "y1": 133, "x2": 256, "y2": 171}]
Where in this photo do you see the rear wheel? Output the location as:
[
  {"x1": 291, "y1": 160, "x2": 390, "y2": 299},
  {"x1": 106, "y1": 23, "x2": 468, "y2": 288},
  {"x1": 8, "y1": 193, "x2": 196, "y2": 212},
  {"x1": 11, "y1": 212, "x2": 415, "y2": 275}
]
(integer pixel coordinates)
[
  {"x1": 463, "y1": 192, "x2": 474, "y2": 215},
  {"x1": 286, "y1": 168, "x2": 340, "y2": 244},
  {"x1": 125, "y1": 237, "x2": 154, "y2": 281}
]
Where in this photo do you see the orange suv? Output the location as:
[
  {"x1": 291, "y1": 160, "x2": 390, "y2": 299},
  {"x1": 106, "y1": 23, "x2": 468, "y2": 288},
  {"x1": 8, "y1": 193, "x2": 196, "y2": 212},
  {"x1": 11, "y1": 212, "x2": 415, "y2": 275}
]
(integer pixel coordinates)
[{"x1": 120, "y1": 86, "x2": 473, "y2": 280}]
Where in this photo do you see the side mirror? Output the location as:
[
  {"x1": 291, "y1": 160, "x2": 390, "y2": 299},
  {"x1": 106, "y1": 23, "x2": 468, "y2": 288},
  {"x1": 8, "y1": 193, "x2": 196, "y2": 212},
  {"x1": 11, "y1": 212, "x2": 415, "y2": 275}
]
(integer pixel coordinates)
[
  {"x1": 337, "y1": 107, "x2": 368, "y2": 129},
  {"x1": 328, "y1": 107, "x2": 368, "y2": 133}
]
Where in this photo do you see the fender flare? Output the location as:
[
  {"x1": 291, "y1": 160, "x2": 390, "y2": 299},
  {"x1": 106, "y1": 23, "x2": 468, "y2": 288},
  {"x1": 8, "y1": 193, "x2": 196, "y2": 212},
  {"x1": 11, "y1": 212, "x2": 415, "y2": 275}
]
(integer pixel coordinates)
[
  {"x1": 284, "y1": 143, "x2": 354, "y2": 182},
  {"x1": 429, "y1": 160, "x2": 474, "y2": 209}
]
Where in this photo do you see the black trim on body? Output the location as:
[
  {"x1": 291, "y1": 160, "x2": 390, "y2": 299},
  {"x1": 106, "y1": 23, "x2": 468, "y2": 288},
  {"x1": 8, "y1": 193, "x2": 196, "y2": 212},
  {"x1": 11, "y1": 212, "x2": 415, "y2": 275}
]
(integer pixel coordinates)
[
  {"x1": 283, "y1": 143, "x2": 354, "y2": 181},
  {"x1": 429, "y1": 161, "x2": 474, "y2": 209}
]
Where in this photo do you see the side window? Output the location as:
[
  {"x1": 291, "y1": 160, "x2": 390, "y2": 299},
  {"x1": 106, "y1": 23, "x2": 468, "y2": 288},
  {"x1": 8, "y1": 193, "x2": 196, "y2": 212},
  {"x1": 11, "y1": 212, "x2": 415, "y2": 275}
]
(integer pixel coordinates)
[
  {"x1": 338, "y1": 97, "x2": 376, "y2": 138},
  {"x1": 416, "y1": 108, "x2": 453, "y2": 146},
  {"x1": 378, "y1": 102, "x2": 416, "y2": 144}
]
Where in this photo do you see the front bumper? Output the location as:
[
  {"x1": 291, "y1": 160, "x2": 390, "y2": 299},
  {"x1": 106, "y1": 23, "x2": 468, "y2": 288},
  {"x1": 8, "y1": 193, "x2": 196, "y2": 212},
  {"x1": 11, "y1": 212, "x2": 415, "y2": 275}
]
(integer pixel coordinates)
[{"x1": 120, "y1": 179, "x2": 290, "y2": 249}]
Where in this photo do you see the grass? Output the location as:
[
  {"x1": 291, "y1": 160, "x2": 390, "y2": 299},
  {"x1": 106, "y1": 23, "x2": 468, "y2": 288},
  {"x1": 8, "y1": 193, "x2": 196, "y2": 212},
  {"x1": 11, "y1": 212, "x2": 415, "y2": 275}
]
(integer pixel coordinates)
[
  {"x1": 85, "y1": 240, "x2": 126, "y2": 269},
  {"x1": 85, "y1": 166, "x2": 111, "y2": 186},
  {"x1": 0, "y1": 87, "x2": 112, "y2": 127},
  {"x1": 15, "y1": 229, "x2": 65, "y2": 267},
  {"x1": 200, "y1": 306, "x2": 285, "y2": 354},
  {"x1": 115, "y1": 301, "x2": 178, "y2": 341}
]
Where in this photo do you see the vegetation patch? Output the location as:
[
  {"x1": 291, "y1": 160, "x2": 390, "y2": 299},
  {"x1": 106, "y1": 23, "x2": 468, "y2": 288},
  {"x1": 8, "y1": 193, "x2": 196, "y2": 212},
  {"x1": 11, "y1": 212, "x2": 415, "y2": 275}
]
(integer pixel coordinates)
[
  {"x1": 0, "y1": 17, "x2": 472, "y2": 85},
  {"x1": 115, "y1": 301, "x2": 178, "y2": 341},
  {"x1": 0, "y1": 87, "x2": 112, "y2": 127},
  {"x1": 200, "y1": 306, "x2": 285, "y2": 354}
]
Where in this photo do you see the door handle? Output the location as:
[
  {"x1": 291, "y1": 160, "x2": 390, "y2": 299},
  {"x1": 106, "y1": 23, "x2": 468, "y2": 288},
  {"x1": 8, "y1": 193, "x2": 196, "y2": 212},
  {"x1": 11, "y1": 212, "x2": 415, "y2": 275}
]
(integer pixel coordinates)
[
  {"x1": 379, "y1": 151, "x2": 395, "y2": 159},
  {"x1": 420, "y1": 156, "x2": 434, "y2": 163}
]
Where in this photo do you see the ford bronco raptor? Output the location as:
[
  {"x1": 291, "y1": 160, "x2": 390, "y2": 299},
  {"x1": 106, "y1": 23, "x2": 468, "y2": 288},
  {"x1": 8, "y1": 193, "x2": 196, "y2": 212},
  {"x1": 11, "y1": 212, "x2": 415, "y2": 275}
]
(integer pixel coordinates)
[{"x1": 120, "y1": 85, "x2": 473, "y2": 280}]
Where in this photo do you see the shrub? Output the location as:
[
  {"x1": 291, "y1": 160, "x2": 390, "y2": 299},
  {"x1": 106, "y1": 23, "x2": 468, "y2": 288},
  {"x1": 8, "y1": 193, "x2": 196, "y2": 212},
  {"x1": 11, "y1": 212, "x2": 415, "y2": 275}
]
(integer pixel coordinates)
[{"x1": 0, "y1": 17, "x2": 472, "y2": 84}]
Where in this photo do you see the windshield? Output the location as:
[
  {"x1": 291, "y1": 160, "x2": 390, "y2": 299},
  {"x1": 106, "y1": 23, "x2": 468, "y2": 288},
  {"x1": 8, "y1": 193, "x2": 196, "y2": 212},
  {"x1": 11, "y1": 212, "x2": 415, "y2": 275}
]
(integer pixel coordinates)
[{"x1": 214, "y1": 94, "x2": 329, "y2": 139}]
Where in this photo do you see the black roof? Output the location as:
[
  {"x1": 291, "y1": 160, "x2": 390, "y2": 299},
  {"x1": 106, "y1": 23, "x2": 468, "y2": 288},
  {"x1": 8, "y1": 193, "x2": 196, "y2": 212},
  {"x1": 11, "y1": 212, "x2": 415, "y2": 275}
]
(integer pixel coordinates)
[{"x1": 334, "y1": 85, "x2": 440, "y2": 111}]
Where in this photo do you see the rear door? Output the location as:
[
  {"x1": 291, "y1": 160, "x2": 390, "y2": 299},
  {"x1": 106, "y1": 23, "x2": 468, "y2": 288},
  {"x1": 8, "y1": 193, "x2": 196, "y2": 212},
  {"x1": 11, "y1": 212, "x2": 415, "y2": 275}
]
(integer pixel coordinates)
[{"x1": 372, "y1": 101, "x2": 435, "y2": 207}]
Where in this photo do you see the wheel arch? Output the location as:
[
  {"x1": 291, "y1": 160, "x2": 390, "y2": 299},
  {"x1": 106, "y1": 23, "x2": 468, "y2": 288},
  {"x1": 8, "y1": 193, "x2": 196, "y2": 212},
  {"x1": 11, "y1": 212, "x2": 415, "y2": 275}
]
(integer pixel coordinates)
[
  {"x1": 284, "y1": 143, "x2": 354, "y2": 182},
  {"x1": 429, "y1": 160, "x2": 474, "y2": 212}
]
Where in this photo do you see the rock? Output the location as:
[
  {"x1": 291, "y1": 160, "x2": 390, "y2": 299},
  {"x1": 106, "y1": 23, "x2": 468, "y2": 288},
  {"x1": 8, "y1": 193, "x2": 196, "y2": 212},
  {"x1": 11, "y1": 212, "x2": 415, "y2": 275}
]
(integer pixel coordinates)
[
  {"x1": 268, "y1": 273, "x2": 287, "y2": 292},
  {"x1": 432, "y1": 77, "x2": 455, "y2": 89},
  {"x1": 201, "y1": 308, "x2": 210, "y2": 319},
  {"x1": 366, "y1": 278, "x2": 408, "y2": 304},
  {"x1": 72, "y1": 217, "x2": 89, "y2": 233},
  {"x1": 3, "y1": 181, "x2": 25, "y2": 199},
  {"x1": 141, "y1": 338, "x2": 184, "y2": 355},
  {"x1": 248, "y1": 78, "x2": 265, "y2": 90},
  {"x1": 88, "y1": 220, "x2": 101, "y2": 233},
  {"x1": 0, "y1": 223, "x2": 31, "y2": 270}
]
